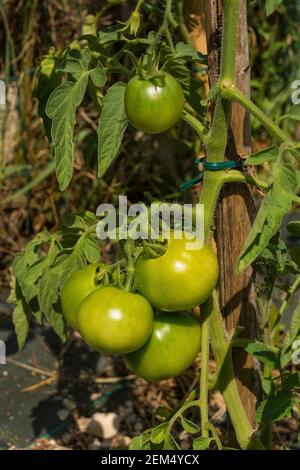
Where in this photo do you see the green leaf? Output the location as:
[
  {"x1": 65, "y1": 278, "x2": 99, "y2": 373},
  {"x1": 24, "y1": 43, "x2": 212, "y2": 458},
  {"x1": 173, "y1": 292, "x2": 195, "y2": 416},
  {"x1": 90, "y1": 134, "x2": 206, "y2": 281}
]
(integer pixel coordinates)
[
  {"x1": 58, "y1": 49, "x2": 91, "y2": 79},
  {"x1": 174, "y1": 42, "x2": 199, "y2": 60},
  {"x1": 129, "y1": 435, "x2": 143, "y2": 450},
  {"x1": 12, "y1": 233, "x2": 53, "y2": 304},
  {"x1": 82, "y1": 235, "x2": 101, "y2": 263},
  {"x1": 193, "y1": 436, "x2": 211, "y2": 450},
  {"x1": 261, "y1": 377, "x2": 273, "y2": 395},
  {"x1": 150, "y1": 423, "x2": 168, "y2": 444},
  {"x1": 255, "y1": 390, "x2": 293, "y2": 423},
  {"x1": 24, "y1": 249, "x2": 58, "y2": 304},
  {"x1": 245, "y1": 342, "x2": 281, "y2": 369},
  {"x1": 90, "y1": 61, "x2": 107, "y2": 88},
  {"x1": 97, "y1": 83, "x2": 128, "y2": 177},
  {"x1": 281, "y1": 302, "x2": 300, "y2": 367},
  {"x1": 163, "y1": 433, "x2": 180, "y2": 450},
  {"x1": 265, "y1": 0, "x2": 284, "y2": 16},
  {"x1": 154, "y1": 406, "x2": 171, "y2": 419},
  {"x1": 165, "y1": 60, "x2": 191, "y2": 93},
  {"x1": 180, "y1": 416, "x2": 200, "y2": 434},
  {"x1": 23, "y1": 231, "x2": 50, "y2": 265},
  {"x1": 46, "y1": 73, "x2": 89, "y2": 190},
  {"x1": 238, "y1": 153, "x2": 297, "y2": 271},
  {"x1": 246, "y1": 145, "x2": 278, "y2": 165},
  {"x1": 35, "y1": 51, "x2": 62, "y2": 141},
  {"x1": 12, "y1": 297, "x2": 30, "y2": 350},
  {"x1": 12, "y1": 253, "x2": 28, "y2": 283},
  {"x1": 98, "y1": 25, "x2": 122, "y2": 45},
  {"x1": 38, "y1": 246, "x2": 86, "y2": 341}
]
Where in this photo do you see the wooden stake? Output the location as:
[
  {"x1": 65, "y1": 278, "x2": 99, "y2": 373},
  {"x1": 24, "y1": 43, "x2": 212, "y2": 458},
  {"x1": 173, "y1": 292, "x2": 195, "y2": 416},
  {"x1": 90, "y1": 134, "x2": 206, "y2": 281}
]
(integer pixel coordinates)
[{"x1": 204, "y1": 0, "x2": 261, "y2": 443}]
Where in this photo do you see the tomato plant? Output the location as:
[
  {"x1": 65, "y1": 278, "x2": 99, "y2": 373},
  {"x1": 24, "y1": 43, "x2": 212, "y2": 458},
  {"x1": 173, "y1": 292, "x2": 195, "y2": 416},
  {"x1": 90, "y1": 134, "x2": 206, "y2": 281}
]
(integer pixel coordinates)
[
  {"x1": 125, "y1": 311, "x2": 201, "y2": 381},
  {"x1": 8, "y1": 0, "x2": 300, "y2": 452},
  {"x1": 124, "y1": 73, "x2": 185, "y2": 134},
  {"x1": 135, "y1": 231, "x2": 219, "y2": 311}
]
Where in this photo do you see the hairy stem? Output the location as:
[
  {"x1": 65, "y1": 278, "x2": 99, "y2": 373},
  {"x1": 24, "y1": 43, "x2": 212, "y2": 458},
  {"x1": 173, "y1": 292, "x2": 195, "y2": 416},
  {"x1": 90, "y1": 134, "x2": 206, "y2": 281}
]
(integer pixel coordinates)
[
  {"x1": 124, "y1": 238, "x2": 135, "y2": 292},
  {"x1": 220, "y1": 0, "x2": 241, "y2": 83},
  {"x1": 200, "y1": 300, "x2": 212, "y2": 438},
  {"x1": 206, "y1": 0, "x2": 241, "y2": 163},
  {"x1": 175, "y1": 0, "x2": 192, "y2": 45},
  {"x1": 220, "y1": 83, "x2": 292, "y2": 144},
  {"x1": 182, "y1": 110, "x2": 206, "y2": 142},
  {"x1": 198, "y1": 0, "x2": 263, "y2": 450},
  {"x1": 199, "y1": 171, "x2": 224, "y2": 240},
  {"x1": 209, "y1": 291, "x2": 256, "y2": 449},
  {"x1": 222, "y1": 169, "x2": 269, "y2": 190},
  {"x1": 150, "y1": 0, "x2": 174, "y2": 54}
]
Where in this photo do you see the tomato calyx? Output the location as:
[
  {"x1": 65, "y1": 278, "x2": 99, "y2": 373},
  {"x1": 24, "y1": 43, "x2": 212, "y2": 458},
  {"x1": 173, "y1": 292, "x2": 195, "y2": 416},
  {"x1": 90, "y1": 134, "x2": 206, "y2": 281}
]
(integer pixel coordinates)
[
  {"x1": 93, "y1": 260, "x2": 128, "y2": 291},
  {"x1": 136, "y1": 53, "x2": 170, "y2": 83},
  {"x1": 142, "y1": 239, "x2": 168, "y2": 259}
]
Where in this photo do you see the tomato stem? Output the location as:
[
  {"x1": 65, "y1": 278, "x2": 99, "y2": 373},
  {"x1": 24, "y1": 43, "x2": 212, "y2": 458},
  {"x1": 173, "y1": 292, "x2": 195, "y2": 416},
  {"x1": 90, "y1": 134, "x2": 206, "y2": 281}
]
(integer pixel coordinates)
[
  {"x1": 166, "y1": 399, "x2": 199, "y2": 434},
  {"x1": 181, "y1": 110, "x2": 206, "y2": 142},
  {"x1": 222, "y1": 170, "x2": 269, "y2": 190},
  {"x1": 195, "y1": 0, "x2": 262, "y2": 450},
  {"x1": 199, "y1": 300, "x2": 211, "y2": 438},
  {"x1": 124, "y1": 238, "x2": 136, "y2": 292},
  {"x1": 209, "y1": 291, "x2": 256, "y2": 449},
  {"x1": 220, "y1": 0, "x2": 241, "y2": 85},
  {"x1": 199, "y1": 171, "x2": 224, "y2": 240},
  {"x1": 205, "y1": 0, "x2": 241, "y2": 164},
  {"x1": 220, "y1": 82, "x2": 293, "y2": 145},
  {"x1": 149, "y1": 0, "x2": 175, "y2": 60},
  {"x1": 175, "y1": 0, "x2": 192, "y2": 45}
]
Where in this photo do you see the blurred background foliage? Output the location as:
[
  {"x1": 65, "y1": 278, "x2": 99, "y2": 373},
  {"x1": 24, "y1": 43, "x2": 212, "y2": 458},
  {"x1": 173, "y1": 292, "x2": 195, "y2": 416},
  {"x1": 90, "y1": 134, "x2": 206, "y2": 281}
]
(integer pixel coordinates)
[{"x1": 0, "y1": 0, "x2": 300, "y2": 288}]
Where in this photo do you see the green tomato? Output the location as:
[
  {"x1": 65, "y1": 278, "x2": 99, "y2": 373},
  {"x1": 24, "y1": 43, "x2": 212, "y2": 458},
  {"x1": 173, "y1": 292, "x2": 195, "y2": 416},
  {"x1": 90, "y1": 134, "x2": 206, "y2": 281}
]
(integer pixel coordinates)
[
  {"x1": 124, "y1": 311, "x2": 201, "y2": 381},
  {"x1": 135, "y1": 231, "x2": 219, "y2": 311},
  {"x1": 77, "y1": 287, "x2": 154, "y2": 354},
  {"x1": 61, "y1": 264, "x2": 99, "y2": 330},
  {"x1": 124, "y1": 73, "x2": 184, "y2": 134}
]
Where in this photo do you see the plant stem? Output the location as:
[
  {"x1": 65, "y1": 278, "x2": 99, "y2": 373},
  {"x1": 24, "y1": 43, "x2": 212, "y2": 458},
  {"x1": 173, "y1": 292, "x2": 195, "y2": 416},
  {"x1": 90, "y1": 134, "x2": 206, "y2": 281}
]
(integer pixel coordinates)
[
  {"x1": 200, "y1": 300, "x2": 211, "y2": 438},
  {"x1": 198, "y1": 1, "x2": 262, "y2": 450},
  {"x1": 124, "y1": 238, "x2": 135, "y2": 292},
  {"x1": 206, "y1": 0, "x2": 241, "y2": 164},
  {"x1": 220, "y1": 0, "x2": 241, "y2": 83},
  {"x1": 168, "y1": 399, "x2": 199, "y2": 429},
  {"x1": 261, "y1": 423, "x2": 273, "y2": 450},
  {"x1": 165, "y1": 0, "x2": 177, "y2": 28},
  {"x1": 220, "y1": 83, "x2": 292, "y2": 144},
  {"x1": 222, "y1": 170, "x2": 270, "y2": 190},
  {"x1": 182, "y1": 110, "x2": 206, "y2": 142},
  {"x1": 199, "y1": 171, "x2": 224, "y2": 240},
  {"x1": 209, "y1": 291, "x2": 256, "y2": 449},
  {"x1": 175, "y1": 0, "x2": 192, "y2": 45},
  {"x1": 150, "y1": 0, "x2": 174, "y2": 54}
]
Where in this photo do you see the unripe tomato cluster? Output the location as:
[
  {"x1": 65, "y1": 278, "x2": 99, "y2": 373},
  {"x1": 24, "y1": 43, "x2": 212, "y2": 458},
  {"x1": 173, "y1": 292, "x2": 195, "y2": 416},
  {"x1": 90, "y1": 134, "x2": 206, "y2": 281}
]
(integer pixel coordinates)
[
  {"x1": 61, "y1": 232, "x2": 219, "y2": 382},
  {"x1": 61, "y1": 69, "x2": 217, "y2": 382}
]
